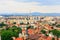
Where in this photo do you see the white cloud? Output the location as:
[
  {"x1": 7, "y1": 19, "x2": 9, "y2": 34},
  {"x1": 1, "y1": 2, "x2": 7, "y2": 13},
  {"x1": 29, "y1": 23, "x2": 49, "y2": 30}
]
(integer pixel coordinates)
[
  {"x1": 0, "y1": 0, "x2": 40, "y2": 13},
  {"x1": 32, "y1": 5, "x2": 60, "y2": 13},
  {"x1": 0, "y1": 0, "x2": 60, "y2": 13}
]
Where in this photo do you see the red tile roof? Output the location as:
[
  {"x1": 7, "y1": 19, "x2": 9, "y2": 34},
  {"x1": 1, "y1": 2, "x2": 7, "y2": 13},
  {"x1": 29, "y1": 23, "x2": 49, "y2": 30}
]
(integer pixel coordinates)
[
  {"x1": 28, "y1": 29, "x2": 34, "y2": 35},
  {"x1": 15, "y1": 37, "x2": 23, "y2": 40},
  {"x1": 46, "y1": 36, "x2": 52, "y2": 40}
]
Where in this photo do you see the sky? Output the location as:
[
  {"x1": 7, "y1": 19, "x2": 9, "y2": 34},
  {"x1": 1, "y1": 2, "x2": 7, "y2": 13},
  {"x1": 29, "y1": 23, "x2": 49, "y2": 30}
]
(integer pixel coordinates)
[{"x1": 0, "y1": 0, "x2": 60, "y2": 14}]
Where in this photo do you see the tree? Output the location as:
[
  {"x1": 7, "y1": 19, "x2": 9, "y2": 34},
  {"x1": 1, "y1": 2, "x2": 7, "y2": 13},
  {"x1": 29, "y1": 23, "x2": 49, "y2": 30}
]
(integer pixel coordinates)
[
  {"x1": 29, "y1": 26, "x2": 34, "y2": 29},
  {"x1": 27, "y1": 22, "x2": 29, "y2": 25},
  {"x1": 52, "y1": 38, "x2": 55, "y2": 40},
  {"x1": 56, "y1": 24, "x2": 60, "y2": 28},
  {"x1": 49, "y1": 22, "x2": 57, "y2": 26},
  {"x1": 17, "y1": 27, "x2": 22, "y2": 33},
  {"x1": 1, "y1": 25, "x2": 22, "y2": 40},
  {"x1": 41, "y1": 29, "x2": 46, "y2": 34},
  {"x1": 26, "y1": 25, "x2": 34, "y2": 29},
  {"x1": 1, "y1": 30, "x2": 18, "y2": 40},
  {"x1": 51, "y1": 29, "x2": 60, "y2": 40},
  {"x1": 0, "y1": 22, "x2": 7, "y2": 28},
  {"x1": 9, "y1": 26, "x2": 22, "y2": 33},
  {"x1": 13, "y1": 22, "x2": 16, "y2": 24}
]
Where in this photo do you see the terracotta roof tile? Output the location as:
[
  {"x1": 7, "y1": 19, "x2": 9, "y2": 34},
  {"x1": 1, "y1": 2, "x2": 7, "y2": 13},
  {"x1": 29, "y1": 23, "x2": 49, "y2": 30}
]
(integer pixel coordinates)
[{"x1": 15, "y1": 37, "x2": 23, "y2": 40}]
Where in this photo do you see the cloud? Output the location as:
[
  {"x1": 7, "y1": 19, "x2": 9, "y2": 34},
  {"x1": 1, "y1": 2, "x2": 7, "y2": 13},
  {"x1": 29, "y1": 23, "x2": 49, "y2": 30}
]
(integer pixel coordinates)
[
  {"x1": 0, "y1": 0, "x2": 40, "y2": 13},
  {"x1": 15, "y1": 0, "x2": 60, "y2": 5},
  {"x1": 0, "y1": 0, "x2": 60, "y2": 13},
  {"x1": 32, "y1": 5, "x2": 60, "y2": 13}
]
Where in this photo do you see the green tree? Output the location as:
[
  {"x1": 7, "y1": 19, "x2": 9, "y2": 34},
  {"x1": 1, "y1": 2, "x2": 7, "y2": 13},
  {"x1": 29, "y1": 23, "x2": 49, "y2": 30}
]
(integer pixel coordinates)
[
  {"x1": 51, "y1": 29, "x2": 60, "y2": 40},
  {"x1": 52, "y1": 38, "x2": 55, "y2": 40},
  {"x1": 13, "y1": 22, "x2": 16, "y2": 24},
  {"x1": 0, "y1": 22, "x2": 7, "y2": 28},
  {"x1": 41, "y1": 29, "x2": 46, "y2": 34},
  {"x1": 56, "y1": 24, "x2": 60, "y2": 28},
  {"x1": 1, "y1": 25, "x2": 22, "y2": 40},
  {"x1": 26, "y1": 25, "x2": 34, "y2": 29},
  {"x1": 27, "y1": 22, "x2": 29, "y2": 25},
  {"x1": 9, "y1": 26, "x2": 22, "y2": 33},
  {"x1": 1, "y1": 30, "x2": 18, "y2": 40}
]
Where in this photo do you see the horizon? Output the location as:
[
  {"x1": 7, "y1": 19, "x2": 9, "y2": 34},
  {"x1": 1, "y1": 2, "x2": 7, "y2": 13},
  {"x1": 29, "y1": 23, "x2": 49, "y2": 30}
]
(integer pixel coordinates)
[{"x1": 0, "y1": 12, "x2": 60, "y2": 16}]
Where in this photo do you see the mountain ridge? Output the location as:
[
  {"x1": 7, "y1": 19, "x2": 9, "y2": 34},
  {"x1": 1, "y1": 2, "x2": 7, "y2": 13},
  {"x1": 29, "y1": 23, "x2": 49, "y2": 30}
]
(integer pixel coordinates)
[{"x1": 0, "y1": 12, "x2": 60, "y2": 16}]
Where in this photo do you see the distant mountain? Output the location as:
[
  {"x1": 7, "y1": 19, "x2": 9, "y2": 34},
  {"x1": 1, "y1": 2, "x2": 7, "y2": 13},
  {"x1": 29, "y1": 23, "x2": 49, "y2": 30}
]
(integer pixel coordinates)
[
  {"x1": 31, "y1": 12, "x2": 60, "y2": 16},
  {"x1": 0, "y1": 12, "x2": 60, "y2": 16}
]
